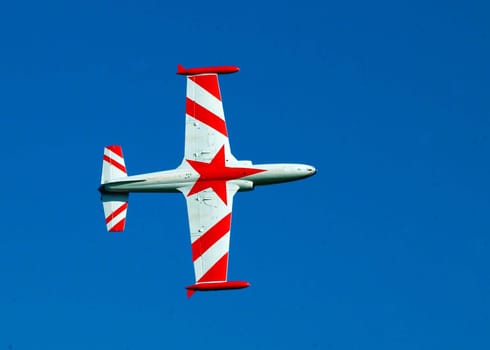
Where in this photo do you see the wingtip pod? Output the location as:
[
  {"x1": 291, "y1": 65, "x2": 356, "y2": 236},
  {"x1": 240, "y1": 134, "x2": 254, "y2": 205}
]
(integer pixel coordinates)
[
  {"x1": 177, "y1": 64, "x2": 240, "y2": 75},
  {"x1": 185, "y1": 281, "x2": 250, "y2": 298}
]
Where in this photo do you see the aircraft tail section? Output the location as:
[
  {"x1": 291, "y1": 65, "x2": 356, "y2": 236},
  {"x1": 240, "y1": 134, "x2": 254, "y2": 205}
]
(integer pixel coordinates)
[
  {"x1": 101, "y1": 145, "x2": 127, "y2": 184},
  {"x1": 100, "y1": 145, "x2": 129, "y2": 232},
  {"x1": 101, "y1": 193, "x2": 129, "y2": 232}
]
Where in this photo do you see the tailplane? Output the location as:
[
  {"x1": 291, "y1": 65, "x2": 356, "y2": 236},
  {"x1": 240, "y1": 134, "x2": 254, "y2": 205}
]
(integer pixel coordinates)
[
  {"x1": 100, "y1": 145, "x2": 129, "y2": 232},
  {"x1": 101, "y1": 193, "x2": 129, "y2": 232},
  {"x1": 101, "y1": 145, "x2": 127, "y2": 184}
]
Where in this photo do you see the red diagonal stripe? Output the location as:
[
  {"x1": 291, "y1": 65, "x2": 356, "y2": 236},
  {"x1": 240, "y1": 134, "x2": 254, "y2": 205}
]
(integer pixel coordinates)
[
  {"x1": 186, "y1": 98, "x2": 228, "y2": 136},
  {"x1": 197, "y1": 253, "x2": 228, "y2": 283},
  {"x1": 192, "y1": 213, "x2": 231, "y2": 261},
  {"x1": 189, "y1": 75, "x2": 221, "y2": 100},
  {"x1": 103, "y1": 155, "x2": 127, "y2": 173},
  {"x1": 105, "y1": 202, "x2": 128, "y2": 224},
  {"x1": 109, "y1": 218, "x2": 126, "y2": 232},
  {"x1": 106, "y1": 145, "x2": 123, "y2": 157}
]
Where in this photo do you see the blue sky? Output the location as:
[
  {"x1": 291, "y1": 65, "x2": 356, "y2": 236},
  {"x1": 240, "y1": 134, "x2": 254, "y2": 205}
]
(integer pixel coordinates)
[{"x1": 0, "y1": 0, "x2": 489, "y2": 349}]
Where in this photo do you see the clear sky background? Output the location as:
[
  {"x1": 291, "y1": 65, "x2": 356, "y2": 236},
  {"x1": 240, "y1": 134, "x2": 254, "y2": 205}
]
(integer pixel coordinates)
[{"x1": 0, "y1": 1, "x2": 489, "y2": 349}]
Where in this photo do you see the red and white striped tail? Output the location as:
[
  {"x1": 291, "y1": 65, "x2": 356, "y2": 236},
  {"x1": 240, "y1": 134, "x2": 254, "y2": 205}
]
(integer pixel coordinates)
[
  {"x1": 101, "y1": 145, "x2": 129, "y2": 232},
  {"x1": 102, "y1": 193, "x2": 128, "y2": 232},
  {"x1": 101, "y1": 145, "x2": 127, "y2": 184}
]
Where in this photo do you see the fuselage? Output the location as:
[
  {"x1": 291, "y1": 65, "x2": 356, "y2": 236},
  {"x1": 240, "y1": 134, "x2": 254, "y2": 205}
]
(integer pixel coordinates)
[{"x1": 100, "y1": 163, "x2": 316, "y2": 193}]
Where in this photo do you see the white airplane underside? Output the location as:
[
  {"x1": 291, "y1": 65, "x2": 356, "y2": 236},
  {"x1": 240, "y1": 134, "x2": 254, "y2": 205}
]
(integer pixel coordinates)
[
  {"x1": 101, "y1": 164, "x2": 315, "y2": 193},
  {"x1": 99, "y1": 65, "x2": 316, "y2": 297}
]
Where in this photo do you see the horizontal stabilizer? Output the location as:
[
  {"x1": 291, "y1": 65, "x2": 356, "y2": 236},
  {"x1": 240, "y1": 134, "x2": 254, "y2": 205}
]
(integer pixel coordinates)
[
  {"x1": 101, "y1": 193, "x2": 129, "y2": 232},
  {"x1": 101, "y1": 145, "x2": 127, "y2": 184}
]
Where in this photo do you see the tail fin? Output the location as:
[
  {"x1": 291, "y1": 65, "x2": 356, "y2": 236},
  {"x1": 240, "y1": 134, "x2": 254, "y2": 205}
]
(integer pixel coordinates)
[{"x1": 101, "y1": 145, "x2": 127, "y2": 184}]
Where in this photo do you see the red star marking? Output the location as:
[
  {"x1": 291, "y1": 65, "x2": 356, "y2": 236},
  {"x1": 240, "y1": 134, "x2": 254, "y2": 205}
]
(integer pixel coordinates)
[{"x1": 186, "y1": 146, "x2": 265, "y2": 205}]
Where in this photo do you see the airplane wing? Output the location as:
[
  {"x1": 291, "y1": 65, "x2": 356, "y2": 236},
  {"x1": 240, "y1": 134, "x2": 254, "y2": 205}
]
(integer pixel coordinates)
[
  {"x1": 180, "y1": 68, "x2": 237, "y2": 164},
  {"x1": 177, "y1": 66, "x2": 249, "y2": 296},
  {"x1": 179, "y1": 182, "x2": 242, "y2": 297}
]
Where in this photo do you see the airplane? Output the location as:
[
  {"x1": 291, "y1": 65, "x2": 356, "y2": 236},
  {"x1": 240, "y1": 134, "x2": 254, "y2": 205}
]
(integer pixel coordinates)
[{"x1": 99, "y1": 64, "x2": 316, "y2": 297}]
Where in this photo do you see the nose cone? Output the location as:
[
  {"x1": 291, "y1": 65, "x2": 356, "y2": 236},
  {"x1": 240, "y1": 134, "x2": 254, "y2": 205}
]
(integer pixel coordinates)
[{"x1": 298, "y1": 165, "x2": 316, "y2": 178}]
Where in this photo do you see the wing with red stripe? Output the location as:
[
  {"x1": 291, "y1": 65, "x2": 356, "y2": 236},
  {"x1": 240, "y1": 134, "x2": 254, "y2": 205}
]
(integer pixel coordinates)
[
  {"x1": 178, "y1": 68, "x2": 249, "y2": 296},
  {"x1": 179, "y1": 182, "x2": 239, "y2": 291},
  {"x1": 182, "y1": 74, "x2": 237, "y2": 164}
]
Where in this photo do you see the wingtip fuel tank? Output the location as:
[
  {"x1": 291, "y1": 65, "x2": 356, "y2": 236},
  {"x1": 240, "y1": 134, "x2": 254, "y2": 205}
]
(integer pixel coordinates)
[{"x1": 177, "y1": 64, "x2": 240, "y2": 75}]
